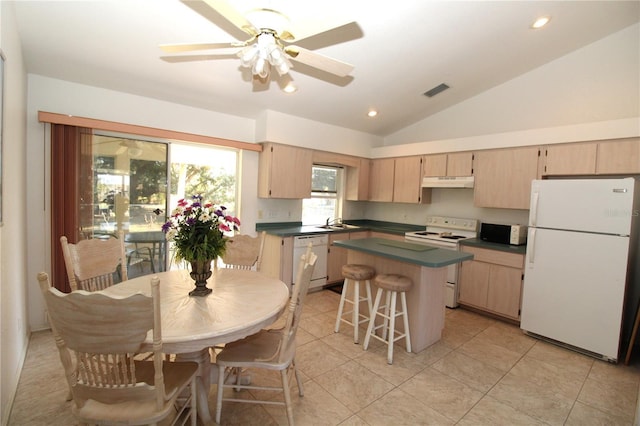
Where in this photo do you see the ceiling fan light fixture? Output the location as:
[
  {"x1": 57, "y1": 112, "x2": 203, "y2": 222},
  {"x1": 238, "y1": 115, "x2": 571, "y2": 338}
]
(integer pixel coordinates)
[
  {"x1": 253, "y1": 56, "x2": 269, "y2": 78},
  {"x1": 238, "y1": 31, "x2": 291, "y2": 79},
  {"x1": 238, "y1": 45, "x2": 258, "y2": 67}
]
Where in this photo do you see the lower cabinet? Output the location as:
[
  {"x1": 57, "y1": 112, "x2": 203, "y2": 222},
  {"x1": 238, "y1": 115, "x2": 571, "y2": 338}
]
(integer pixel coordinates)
[
  {"x1": 327, "y1": 233, "x2": 349, "y2": 283},
  {"x1": 260, "y1": 234, "x2": 294, "y2": 287},
  {"x1": 458, "y1": 246, "x2": 524, "y2": 321},
  {"x1": 327, "y1": 230, "x2": 370, "y2": 283},
  {"x1": 369, "y1": 231, "x2": 404, "y2": 241}
]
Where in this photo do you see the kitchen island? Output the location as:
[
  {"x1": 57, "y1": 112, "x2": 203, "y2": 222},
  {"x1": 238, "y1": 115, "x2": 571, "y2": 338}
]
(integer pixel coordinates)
[{"x1": 333, "y1": 237, "x2": 473, "y2": 352}]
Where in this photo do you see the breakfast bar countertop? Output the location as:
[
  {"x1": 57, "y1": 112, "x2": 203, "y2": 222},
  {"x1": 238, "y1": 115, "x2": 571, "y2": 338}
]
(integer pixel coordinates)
[{"x1": 333, "y1": 237, "x2": 473, "y2": 268}]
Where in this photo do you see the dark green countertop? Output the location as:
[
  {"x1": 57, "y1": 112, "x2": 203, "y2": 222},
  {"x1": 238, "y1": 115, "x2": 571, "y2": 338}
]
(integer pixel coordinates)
[
  {"x1": 333, "y1": 237, "x2": 473, "y2": 268},
  {"x1": 256, "y1": 220, "x2": 424, "y2": 237},
  {"x1": 460, "y1": 238, "x2": 527, "y2": 255}
]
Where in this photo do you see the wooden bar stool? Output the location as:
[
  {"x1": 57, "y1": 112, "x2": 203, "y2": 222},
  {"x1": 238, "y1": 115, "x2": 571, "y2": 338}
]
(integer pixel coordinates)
[
  {"x1": 334, "y1": 264, "x2": 375, "y2": 344},
  {"x1": 364, "y1": 273, "x2": 412, "y2": 364}
]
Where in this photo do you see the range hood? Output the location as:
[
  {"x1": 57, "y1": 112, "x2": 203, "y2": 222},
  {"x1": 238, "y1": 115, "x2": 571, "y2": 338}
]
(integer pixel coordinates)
[{"x1": 421, "y1": 176, "x2": 475, "y2": 188}]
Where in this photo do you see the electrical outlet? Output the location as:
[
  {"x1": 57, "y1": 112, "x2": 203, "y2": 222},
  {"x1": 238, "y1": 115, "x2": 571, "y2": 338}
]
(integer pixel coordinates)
[
  {"x1": 258, "y1": 209, "x2": 263, "y2": 219},
  {"x1": 268, "y1": 210, "x2": 278, "y2": 218}
]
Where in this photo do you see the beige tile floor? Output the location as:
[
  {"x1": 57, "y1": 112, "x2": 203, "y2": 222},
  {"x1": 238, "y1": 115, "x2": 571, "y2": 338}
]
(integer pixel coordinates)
[{"x1": 9, "y1": 289, "x2": 640, "y2": 425}]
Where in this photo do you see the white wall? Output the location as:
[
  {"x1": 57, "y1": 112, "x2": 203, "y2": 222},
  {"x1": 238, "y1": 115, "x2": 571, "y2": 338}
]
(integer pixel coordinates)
[
  {"x1": 0, "y1": 2, "x2": 29, "y2": 424},
  {"x1": 257, "y1": 110, "x2": 381, "y2": 156}
]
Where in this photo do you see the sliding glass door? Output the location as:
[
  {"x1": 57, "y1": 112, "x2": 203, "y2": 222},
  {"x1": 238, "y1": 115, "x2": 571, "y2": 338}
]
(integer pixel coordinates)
[
  {"x1": 52, "y1": 128, "x2": 239, "y2": 289},
  {"x1": 87, "y1": 135, "x2": 169, "y2": 276}
]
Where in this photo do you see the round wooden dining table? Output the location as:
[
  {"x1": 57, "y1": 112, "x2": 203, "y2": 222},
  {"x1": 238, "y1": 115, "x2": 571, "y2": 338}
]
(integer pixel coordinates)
[{"x1": 102, "y1": 268, "x2": 289, "y2": 425}]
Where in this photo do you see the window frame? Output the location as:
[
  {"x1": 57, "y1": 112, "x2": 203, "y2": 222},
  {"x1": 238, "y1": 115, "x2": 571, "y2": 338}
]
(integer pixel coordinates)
[{"x1": 302, "y1": 165, "x2": 343, "y2": 226}]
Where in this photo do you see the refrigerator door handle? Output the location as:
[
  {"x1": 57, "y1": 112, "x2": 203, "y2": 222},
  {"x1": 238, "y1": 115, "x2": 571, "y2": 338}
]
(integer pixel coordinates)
[
  {"x1": 528, "y1": 228, "x2": 536, "y2": 265},
  {"x1": 530, "y1": 190, "x2": 539, "y2": 227}
]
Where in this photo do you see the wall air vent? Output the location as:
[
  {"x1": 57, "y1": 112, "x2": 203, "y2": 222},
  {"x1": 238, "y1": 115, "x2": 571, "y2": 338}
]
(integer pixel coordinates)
[{"x1": 424, "y1": 83, "x2": 450, "y2": 98}]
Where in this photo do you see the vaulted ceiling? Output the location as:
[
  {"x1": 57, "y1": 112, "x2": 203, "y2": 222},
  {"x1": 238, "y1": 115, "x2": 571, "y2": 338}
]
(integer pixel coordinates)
[{"x1": 11, "y1": 0, "x2": 640, "y2": 137}]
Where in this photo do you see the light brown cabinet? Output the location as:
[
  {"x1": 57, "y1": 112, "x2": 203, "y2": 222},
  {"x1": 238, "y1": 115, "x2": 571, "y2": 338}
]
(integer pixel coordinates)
[
  {"x1": 260, "y1": 234, "x2": 294, "y2": 287},
  {"x1": 474, "y1": 146, "x2": 540, "y2": 209},
  {"x1": 346, "y1": 158, "x2": 370, "y2": 201},
  {"x1": 393, "y1": 156, "x2": 427, "y2": 203},
  {"x1": 369, "y1": 231, "x2": 405, "y2": 241},
  {"x1": 458, "y1": 246, "x2": 524, "y2": 321},
  {"x1": 368, "y1": 156, "x2": 430, "y2": 204},
  {"x1": 423, "y1": 152, "x2": 474, "y2": 177},
  {"x1": 542, "y1": 142, "x2": 597, "y2": 176},
  {"x1": 327, "y1": 233, "x2": 349, "y2": 283},
  {"x1": 447, "y1": 152, "x2": 474, "y2": 176},
  {"x1": 422, "y1": 154, "x2": 447, "y2": 177},
  {"x1": 596, "y1": 138, "x2": 640, "y2": 175},
  {"x1": 258, "y1": 143, "x2": 313, "y2": 199},
  {"x1": 368, "y1": 158, "x2": 395, "y2": 202}
]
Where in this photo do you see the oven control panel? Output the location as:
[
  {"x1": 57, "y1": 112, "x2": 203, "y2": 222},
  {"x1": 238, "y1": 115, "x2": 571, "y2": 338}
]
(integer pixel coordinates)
[{"x1": 426, "y1": 216, "x2": 479, "y2": 232}]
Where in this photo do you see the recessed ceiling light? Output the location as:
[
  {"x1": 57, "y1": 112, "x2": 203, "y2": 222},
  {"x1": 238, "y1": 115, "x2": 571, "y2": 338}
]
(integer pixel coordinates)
[
  {"x1": 531, "y1": 16, "x2": 551, "y2": 29},
  {"x1": 367, "y1": 110, "x2": 378, "y2": 118},
  {"x1": 283, "y1": 83, "x2": 297, "y2": 93}
]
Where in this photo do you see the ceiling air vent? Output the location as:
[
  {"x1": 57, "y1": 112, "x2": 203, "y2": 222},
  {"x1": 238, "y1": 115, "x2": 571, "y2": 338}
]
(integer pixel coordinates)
[{"x1": 424, "y1": 83, "x2": 450, "y2": 98}]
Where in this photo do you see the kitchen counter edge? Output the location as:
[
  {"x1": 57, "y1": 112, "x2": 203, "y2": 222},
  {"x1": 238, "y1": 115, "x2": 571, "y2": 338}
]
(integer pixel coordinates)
[
  {"x1": 256, "y1": 220, "x2": 424, "y2": 237},
  {"x1": 460, "y1": 238, "x2": 527, "y2": 255}
]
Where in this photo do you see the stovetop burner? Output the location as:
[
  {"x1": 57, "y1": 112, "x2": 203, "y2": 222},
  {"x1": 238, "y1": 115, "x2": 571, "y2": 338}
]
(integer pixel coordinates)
[{"x1": 404, "y1": 216, "x2": 479, "y2": 243}]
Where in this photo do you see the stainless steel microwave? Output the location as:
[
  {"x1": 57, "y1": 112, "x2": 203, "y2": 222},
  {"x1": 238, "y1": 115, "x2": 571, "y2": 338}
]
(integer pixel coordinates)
[{"x1": 480, "y1": 223, "x2": 527, "y2": 245}]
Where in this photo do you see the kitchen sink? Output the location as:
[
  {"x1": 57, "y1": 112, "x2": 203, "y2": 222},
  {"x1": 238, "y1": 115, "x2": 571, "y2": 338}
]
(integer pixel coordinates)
[{"x1": 319, "y1": 224, "x2": 360, "y2": 230}]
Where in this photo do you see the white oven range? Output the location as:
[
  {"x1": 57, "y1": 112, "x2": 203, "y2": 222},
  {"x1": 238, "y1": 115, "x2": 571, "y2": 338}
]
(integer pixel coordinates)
[{"x1": 405, "y1": 216, "x2": 479, "y2": 308}]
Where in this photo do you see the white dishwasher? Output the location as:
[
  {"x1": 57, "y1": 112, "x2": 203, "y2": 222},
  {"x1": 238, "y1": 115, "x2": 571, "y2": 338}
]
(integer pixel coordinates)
[{"x1": 293, "y1": 234, "x2": 328, "y2": 290}]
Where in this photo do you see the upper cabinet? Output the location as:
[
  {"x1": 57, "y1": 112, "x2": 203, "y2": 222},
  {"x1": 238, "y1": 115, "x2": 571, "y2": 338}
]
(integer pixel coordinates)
[
  {"x1": 542, "y1": 138, "x2": 640, "y2": 176},
  {"x1": 422, "y1": 152, "x2": 473, "y2": 177},
  {"x1": 368, "y1": 156, "x2": 430, "y2": 204},
  {"x1": 447, "y1": 152, "x2": 474, "y2": 176},
  {"x1": 422, "y1": 154, "x2": 447, "y2": 177},
  {"x1": 368, "y1": 158, "x2": 395, "y2": 202},
  {"x1": 596, "y1": 138, "x2": 640, "y2": 175},
  {"x1": 346, "y1": 158, "x2": 370, "y2": 201},
  {"x1": 423, "y1": 152, "x2": 473, "y2": 177},
  {"x1": 258, "y1": 143, "x2": 312, "y2": 199},
  {"x1": 393, "y1": 156, "x2": 428, "y2": 203},
  {"x1": 474, "y1": 146, "x2": 540, "y2": 209},
  {"x1": 542, "y1": 142, "x2": 597, "y2": 176}
]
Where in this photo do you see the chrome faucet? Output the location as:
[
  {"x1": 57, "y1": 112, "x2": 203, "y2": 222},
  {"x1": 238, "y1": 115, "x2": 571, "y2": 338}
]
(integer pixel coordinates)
[{"x1": 326, "y1": 217, "x2": 343, "y2": 226}]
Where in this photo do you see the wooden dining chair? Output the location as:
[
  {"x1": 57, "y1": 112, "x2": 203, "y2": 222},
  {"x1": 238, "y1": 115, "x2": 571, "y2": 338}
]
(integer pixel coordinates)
[
  {"x1": 60, "y1": 231, "x2": 127, "y2": 291},
  {"x1": 215, "y1": 246, "x2": 317, "y2": 426},
  {"x1": 37, "y1": 272, "x2": 198, "y2": 426},
  {"x1": 219, "y1": 231, "x2": 266, "y2": 271}
]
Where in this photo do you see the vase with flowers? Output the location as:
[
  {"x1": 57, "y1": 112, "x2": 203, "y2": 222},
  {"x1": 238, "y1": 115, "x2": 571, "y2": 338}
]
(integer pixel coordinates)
[{"x1": 162, "y1": 195, "x2": 240, "y2": 296}]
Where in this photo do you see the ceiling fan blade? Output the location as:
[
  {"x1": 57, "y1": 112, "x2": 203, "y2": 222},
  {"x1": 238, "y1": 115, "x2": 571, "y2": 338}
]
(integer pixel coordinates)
[
  {"x1": 160, "y1": 52, "x2": 238, "y2": 63},
  {"x1": 285, "y1": 46, "x2": 354, "y2": 77},
  {"x1": 159, "y1": 41, "x2": 242, "y2": 53},
  {"x1": 285, "y1": 20, "x2": 359, "y2": 44},
  {"x1": 197, "y1": 0, "x2": 258, "y2": 36}
]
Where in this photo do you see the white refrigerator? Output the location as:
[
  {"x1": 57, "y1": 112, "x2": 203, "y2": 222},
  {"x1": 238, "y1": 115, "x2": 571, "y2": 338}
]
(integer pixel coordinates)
[{"x1": 521, "y1": 178, "x2": 640, "y2": 362}]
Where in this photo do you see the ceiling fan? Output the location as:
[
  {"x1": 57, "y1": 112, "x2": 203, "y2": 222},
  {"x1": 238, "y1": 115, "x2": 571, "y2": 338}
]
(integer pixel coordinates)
[{"x1": 160, "y1": 0, "x2": 357, "y2": 81}]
